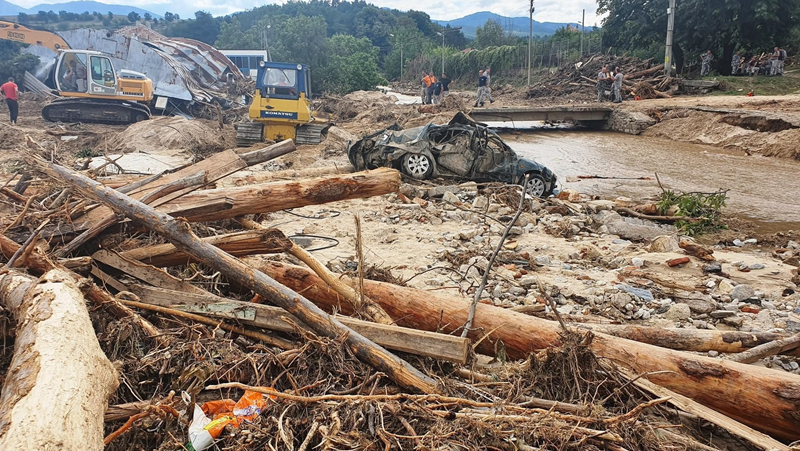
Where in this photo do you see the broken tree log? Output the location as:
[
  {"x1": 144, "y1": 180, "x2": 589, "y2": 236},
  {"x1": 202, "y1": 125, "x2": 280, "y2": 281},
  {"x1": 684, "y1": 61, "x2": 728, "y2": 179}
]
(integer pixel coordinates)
[
  {"x1": 37, "y1": 159, "x2": 437, "y2": 394},
  {"x1": 120, "y1": 228, "x2": 294, "y2": 267},
  {"x1": 0, "y1": 268, "x2": 118, "y2": 450},
  {"x1": 129, "y1": 284, "x2": 470, "y2": 363},
  {"x1": 158, "y1": 168, "x2": 402, "y2": 222},
  {"x1": 70, "y1": 140, "x2": 296, "y2": 230},
  {"x1": 257, "y1": 261, "x2": 800, "y2": 440}
]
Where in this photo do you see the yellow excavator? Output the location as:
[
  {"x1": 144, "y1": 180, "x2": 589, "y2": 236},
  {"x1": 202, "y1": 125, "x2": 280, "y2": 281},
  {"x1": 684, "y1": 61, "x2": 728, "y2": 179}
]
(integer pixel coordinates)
[
  {"x1": 1, "y1": 21, "x2": 154, "y2": 124},
  {"x1": 236, "y1": 61, "x2": 328, "y2": 146}
]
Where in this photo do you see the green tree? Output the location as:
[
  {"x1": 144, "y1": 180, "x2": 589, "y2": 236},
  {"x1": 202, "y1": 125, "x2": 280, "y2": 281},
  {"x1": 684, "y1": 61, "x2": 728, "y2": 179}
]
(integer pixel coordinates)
[
  {"x1": 107, "y1": 11, "x2": 114, "y2": 20},
  {"x1": 215, "y1": 17, "x2": 250, "y2": 49},
  {"x1": 268, "y1": 15, "x2": 329, "y2": 69},
  {"x1": 384, "y1": 25, "x2": 427, "y2": 80},
  {"x1": 165, "y1": 11, "x2": 220, "y2": 44},
  {"x1": 144, "y1": 12, "x2": 152, "y2": 21},
  {"x1": 164, "y1": 11, "x2": 175, "y2": 22},
  {"x1": 319, "y1": 34, "x2": 386, "y2": 93},
  {"x1": 0, "y1": 42, "x2": 40, "y2": 84},
  {"x1": 17, "y1": 12, "x2": 29, "y2": 24},
  {"x1": 598, "y1": 0, "x2": 800, "y2": 74},
  {"x1": 127, "y1": 11, "x2": 140, "y2": 22},
  {"x1": 475, "y1": 19, "x2": 507, "y2": 49}
]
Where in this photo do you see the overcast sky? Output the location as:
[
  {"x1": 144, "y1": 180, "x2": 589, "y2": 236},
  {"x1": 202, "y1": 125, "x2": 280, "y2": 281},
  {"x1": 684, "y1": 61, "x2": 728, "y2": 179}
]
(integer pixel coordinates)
[{"x1": 13, "y1": 0, "x2": 602, "y2": 24}]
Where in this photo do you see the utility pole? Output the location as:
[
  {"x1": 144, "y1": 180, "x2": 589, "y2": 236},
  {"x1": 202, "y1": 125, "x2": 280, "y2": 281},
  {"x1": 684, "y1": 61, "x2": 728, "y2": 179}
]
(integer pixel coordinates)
[
  {"x1": 580, "y1": 9, "x2": 585, "y2": 57},
  {"x1": 441, "y1": 31, "x2": 445, "y2": 76},
  {"x1": 400, "y1": 41, "x2": 404, "y2": 81},
  {"x1": 527, "y1": 0, "x2": 534, "y2": 85},
  {"x1": 664, "y1": 0, "x2": 676, "y2": 76}
]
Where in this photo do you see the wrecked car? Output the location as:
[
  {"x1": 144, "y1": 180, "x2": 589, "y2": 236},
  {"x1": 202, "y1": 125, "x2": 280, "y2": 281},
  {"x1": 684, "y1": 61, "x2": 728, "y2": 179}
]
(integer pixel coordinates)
[{"x1": 347, "y1": 113, "x2": 557, "y2": 197}]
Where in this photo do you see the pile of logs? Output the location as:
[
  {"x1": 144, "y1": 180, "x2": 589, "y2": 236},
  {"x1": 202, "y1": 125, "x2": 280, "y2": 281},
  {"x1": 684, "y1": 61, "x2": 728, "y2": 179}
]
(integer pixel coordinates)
[
  {"x1": 1, "y1": 139, "x2": 799, "y2": 450},
  {"x1": 527, "y1": 55, "x2": 680, "y2": 100}
]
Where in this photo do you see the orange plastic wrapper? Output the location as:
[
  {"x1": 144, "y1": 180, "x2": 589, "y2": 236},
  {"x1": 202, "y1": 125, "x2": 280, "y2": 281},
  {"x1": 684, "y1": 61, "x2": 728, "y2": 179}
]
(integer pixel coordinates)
[{"x1": 191, "y1": 389, "x2": 273, "y2": 449}]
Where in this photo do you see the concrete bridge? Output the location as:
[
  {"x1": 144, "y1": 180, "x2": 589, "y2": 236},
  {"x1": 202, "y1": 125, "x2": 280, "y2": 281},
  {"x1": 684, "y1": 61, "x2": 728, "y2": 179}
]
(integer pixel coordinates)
[{"x1": 469, "y1": 106, "x2": 613, "y2": 124}]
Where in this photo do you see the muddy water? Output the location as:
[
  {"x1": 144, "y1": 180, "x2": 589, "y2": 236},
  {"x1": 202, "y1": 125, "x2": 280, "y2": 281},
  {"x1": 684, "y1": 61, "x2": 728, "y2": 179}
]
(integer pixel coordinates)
[{"x1": 503, "y1": 130, "x2": 800, "y2": 232}]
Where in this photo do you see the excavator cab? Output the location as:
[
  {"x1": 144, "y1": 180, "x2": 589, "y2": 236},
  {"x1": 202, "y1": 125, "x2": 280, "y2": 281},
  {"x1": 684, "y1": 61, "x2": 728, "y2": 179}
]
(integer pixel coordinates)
[
  {"x1": 236, "y1": 61, "x2": 328, "y2": 146},
  {"x1": 43, "y1": 50, "x2": 154, "y2": 124}
]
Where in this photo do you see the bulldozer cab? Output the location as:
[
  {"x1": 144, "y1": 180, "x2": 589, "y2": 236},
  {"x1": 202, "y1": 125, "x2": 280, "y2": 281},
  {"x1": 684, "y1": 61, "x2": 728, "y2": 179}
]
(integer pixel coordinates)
[
  {"x1": 256, "y1": 62, "x2": 311, "y2": 102},
  {"x1": 55, "y1": 50, "x2": 117, "y2": 96}
]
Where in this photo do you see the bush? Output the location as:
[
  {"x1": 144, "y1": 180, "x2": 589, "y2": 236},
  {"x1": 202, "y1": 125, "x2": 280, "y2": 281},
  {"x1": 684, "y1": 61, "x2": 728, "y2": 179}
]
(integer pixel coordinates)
[{"x1": 0, "y1": 43, "x2": 40, "y2": 84}]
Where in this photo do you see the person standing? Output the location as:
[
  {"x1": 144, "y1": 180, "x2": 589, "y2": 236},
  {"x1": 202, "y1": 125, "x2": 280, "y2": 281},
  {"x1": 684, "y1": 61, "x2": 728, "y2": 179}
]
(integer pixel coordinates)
[
  {"x1": 432, "y1": 79, "x2": 443, "y2": 104},
  {"x1": 596, "y1": 66, "x2": 612, "y2": 102},
  {"x1": 731, "y1": 51, "x2": 741, "y2": 76},
  {"x1": 612, "y1": 67, "x2": 623, "y2": 103},
  {"x1": 700, "y1": 50, "x2": 713, "y2": 77},
  {"x1": 1, "y1": 77, "x2": 19, "y2": 125},
  {"x1": 474, "y1": 70, "x2": 488, "y2": 107},
  {"x1": 778, "y1": 47, "x2": 787, "y2": 75},
  {"x1": 483, "y1": 66, "x2": 495, "y2": 104},
  {"x1": 426, "y1": 75, "x2": 437, "y2": 105},
  {"x1": 420, "y1": 71, "x2": 429, "y2": 104},
  {"x1": 440, "y1": 72, "x2": 452, "y2": 98},
  {"x1": 770, "y1": 47, "x2": 781, "y2": 76}
]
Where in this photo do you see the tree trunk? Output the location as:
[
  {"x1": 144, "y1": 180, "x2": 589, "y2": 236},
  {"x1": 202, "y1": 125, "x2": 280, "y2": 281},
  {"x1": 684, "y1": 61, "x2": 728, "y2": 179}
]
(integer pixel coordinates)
[
  {"x1": 158, "y1": 168, "x2": 401, "y2": 222},
  {"x1": 37, "y1": 160, "x2": 436, "y2": 394},
  {"x1": 0, "y1": 269, "x2": 118, "y2": 451},
  {"x1": 258, "y1": 261, "x2": 800, "y2": 441},
  {"x1": 120, "y1": 228, "x2": 294, "y2": 267}
]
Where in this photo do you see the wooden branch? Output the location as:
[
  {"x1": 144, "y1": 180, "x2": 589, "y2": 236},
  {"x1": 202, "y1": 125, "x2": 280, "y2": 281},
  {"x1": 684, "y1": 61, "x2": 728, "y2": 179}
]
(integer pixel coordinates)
[
  {"x1": 614, "y1": 207, "x2": 702, "y2": 223},
  {"x1": 0, "y1": 269, "x2": 118, "y2": 451},
  {"x1": 159, "y1": 168, "x2": 402, "y2": 223},
  {"x1": 727, "y1": 334, "x2": 800, "y2": 364},
  {"x1": 129, "y1": 284, "x2": 470, "y2": 363},
  {"x1": 236, "y1": 217, "x2": 394, "y2": 325},
  {"x1": 259, "y1": 261, "x2": 800, "y2": 440},
  {"x1": 37, "y1": 159, "x2": 437, "y2": 394},
  {"x1": 119, "y1": 297, "x2": 298, "y2": 350},
  {"x1": 120, "y1": 228, "x2": 293, "y2": 267},
  {"x1": 622, "y1": 369, "x2": 790, "y2": 451},
  {"x1": 92, "y1": 249, "x2": 207, "y2": 295},
  {"x1": 238, "y1": 139, "x2": 296, "y2": 166},
  {"x1": 56, "y1": 170, "x2": 207, "y2": 257}
]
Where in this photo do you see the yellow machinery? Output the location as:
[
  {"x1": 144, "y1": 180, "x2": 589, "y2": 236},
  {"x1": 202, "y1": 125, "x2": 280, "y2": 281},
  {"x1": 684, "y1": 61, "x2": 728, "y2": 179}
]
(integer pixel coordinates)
[
  {"x1": 43, "y1": 49, "x2": 154, "y2": 124},
  {"x1": 0, "y1": 22, "x2": 154, "y2": 124},
  {"x1": 236, "y1": 61, "x2": 327, "y2": 146}
]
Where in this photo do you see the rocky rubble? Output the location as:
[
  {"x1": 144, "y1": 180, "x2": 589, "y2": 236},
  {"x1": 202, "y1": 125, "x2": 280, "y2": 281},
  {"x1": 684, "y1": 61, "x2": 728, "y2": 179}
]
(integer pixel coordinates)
[{"x1": 315, "y1": 182, "x2": 800, "y2": 373}]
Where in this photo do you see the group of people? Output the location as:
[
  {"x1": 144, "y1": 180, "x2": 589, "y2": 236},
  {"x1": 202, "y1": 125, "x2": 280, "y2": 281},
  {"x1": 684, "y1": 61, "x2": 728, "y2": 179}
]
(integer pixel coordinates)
[
  {"x1": 420, "y1": 71, "x2": 452, "y2": 105},
  {"x1": 474, "y1": 67, "x2": 495, "y2": 107},
  {"x1": 704, "y1": 47, "x2": 788, "y2": 77},
  {"x1": 596, "y1": 66, "x2": 624, "y2": 103}
]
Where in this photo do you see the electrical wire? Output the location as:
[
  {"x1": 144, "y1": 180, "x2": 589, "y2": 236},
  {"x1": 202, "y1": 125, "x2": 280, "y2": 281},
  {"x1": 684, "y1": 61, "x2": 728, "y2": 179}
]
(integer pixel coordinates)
[{"x1": 288, "y1": 234, "x2": 340, "y2": 252}]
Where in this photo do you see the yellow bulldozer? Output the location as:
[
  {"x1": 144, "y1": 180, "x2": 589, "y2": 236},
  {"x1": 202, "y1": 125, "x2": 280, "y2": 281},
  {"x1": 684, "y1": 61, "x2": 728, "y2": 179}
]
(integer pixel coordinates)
[{"x1": 236, "y1": 61, "x2": 328, "y2": 146}]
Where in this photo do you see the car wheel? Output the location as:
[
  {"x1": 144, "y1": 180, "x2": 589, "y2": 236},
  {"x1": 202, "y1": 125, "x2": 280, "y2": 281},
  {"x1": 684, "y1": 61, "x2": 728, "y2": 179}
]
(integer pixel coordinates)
[
  {"x1": 402, "y1": 153, "x2": 433, "y2": 179},
  {"x1": 522, "y1": 173, "x2": 547, "y2": 198}
]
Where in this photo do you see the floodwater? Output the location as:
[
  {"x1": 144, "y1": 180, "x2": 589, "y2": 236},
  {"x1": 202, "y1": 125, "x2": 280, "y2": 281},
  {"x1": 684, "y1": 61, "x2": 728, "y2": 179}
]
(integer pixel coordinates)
[{"x1": 503, "y1": 129, "x2": 800, "y2": 232}]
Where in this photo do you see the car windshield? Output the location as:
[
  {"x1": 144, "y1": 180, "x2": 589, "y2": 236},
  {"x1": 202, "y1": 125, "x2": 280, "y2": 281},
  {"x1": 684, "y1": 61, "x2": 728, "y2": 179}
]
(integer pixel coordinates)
[{"x1": 261, "y1": 68, "x2": 297, "y2": 88}]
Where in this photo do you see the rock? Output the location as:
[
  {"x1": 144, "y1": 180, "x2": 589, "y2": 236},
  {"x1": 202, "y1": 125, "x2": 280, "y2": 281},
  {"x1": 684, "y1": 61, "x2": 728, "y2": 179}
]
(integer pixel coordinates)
[
  {"x1": 399, "y1": 183, "x2": 420, "y2": 199},
  {"x1": 679, "y1": 238, "x2": 715, "y2": 261},
  {"x1": 534, "y1": 256, "x2": 550, "y2": 266},
  {"x1": 790, "y1": 361, "x2": 800, "y2": 371},
  {"x1": 631, "y1": 257, "x2": 645, "y2": 268},
  {"x1": 721, "y1": 316, "x2": 745, "y2": 327},
  {"x1": 442, "y1": 191, "x2": 460, "y2": 204},
  {"x1": 516, "y1": 213, "x2": 537, "y2": 227},
  {"x1": 733, "y1": 239, "x2": 745, "y2": 247},
  {"x1": 556, "y1": 305, "x2": 573, "y2": 315},
  {"x1": 518, "y1": 276, "x2": 538, "y2": 288},
  {"x1": 731, "y1": 284, "x2": 755, "y2": 302},
  {"x1": 665, "y1": 304, "x2": 692, "y2": 321},
  {"x1": 458, "y1": 228, "x2": 479, "y2": 240},
  {"x1": 609, "y1": 292, "x2": 633, "y2": 309},
  {"x1": 470, "y1": 256, "x2": 490, "y2": 272},
  {"x1": 681, "y1": 295, "x2": 717, "y2": 314},
  {"x1": 708, "y1": 350, "x2": 719, "y2": 357},
  {"x1": 472, "y1": 195, "x2": 488, "y2": 210},
  {"x1": 597, "y1": 211, "x2": 675, "y2": 241},
  {"x1": 648, "y1": 235, "x2": 680, "y2": 253},
  {"x1": 717, "y1": 279, "x2": 735, "y2": 295},
  {"x1": 744, "y1": 238, "x2": 758, "y2": 245},
  {"x1": 748, "y1": 263, "x2": 765, "y2": 270},
  {"x1": 787, "y1": 240, "x2": 799, "y2": 250},
  {"x1": 585, "y1": 200, "x2": 617, "y2": 213},
  {"x1": 667, "y1": 257, "x2": 690, "y2": 267},
  {"x1": 556, "y1": 189, "x2": 581, "y2": 202},
  {"x1": 508, "y1": 226, "x2": 524, "y2": 236},
  {"x1": 710, "y1": 310, "x2": 737, "y2": 319},
  {"x1": 615, "y1": 284, "x2": 654, "y2": 302},
  {"x1": 761, "y1": 301, "x2": 776, "y2": 310},
  {"x1": 493, "y1": 285, "x2": 503, "y2": 298},
  {"x1": 703, "y1": 263, "x2": 722, "y2": 274}
]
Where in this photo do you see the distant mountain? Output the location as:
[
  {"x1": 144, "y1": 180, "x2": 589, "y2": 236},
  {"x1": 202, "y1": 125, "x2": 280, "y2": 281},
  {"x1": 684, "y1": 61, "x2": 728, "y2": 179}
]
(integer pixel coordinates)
[
  {"x1": 0, "y1": 0, "x2": 26, "y2": 15},
  {"x1": 0, "y1": 0, "x2": 159, "y2": 17},
  {"x1": 436, "y1": 11, "x2": 576, "y2": 38}
]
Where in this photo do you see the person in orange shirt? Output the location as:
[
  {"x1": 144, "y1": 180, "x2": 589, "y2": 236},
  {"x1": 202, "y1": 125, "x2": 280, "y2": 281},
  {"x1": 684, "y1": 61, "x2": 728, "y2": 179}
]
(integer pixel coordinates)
[
  {"x1": 421, "y1": 72, "x2": 434, "y2": 104},
  {"x1": 1, "y1": 77, "x2": 19, "y2": 125}
]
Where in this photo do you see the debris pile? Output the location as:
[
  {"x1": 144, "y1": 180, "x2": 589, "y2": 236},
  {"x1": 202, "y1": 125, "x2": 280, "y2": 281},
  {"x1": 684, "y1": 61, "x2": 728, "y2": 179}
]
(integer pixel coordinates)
[
  {"x1": 0, "y1": 133, "x2": 799, "y2": 451},
  {"x1": 527, "y1": 55, "x2": 681, "y2": 101}
]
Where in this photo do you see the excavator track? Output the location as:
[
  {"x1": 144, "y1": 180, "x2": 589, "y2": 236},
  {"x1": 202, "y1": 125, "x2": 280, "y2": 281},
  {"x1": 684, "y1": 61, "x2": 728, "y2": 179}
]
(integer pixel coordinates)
[
  {"x1": 235, "y1": 122, "x2": 265, "y2": 147},
  {"x1": 295, "y1": 123, "x2": 329, "y2": 145},
  {"x1": 42, "y1": 98, "x2": 151, "y2": 125}
]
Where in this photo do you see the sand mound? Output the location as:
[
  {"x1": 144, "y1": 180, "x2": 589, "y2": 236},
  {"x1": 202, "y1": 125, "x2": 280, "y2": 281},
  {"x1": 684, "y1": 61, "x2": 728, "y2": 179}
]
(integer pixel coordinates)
[{"x1": 104, "y1": 117, "x2": 230, "y2": 156}]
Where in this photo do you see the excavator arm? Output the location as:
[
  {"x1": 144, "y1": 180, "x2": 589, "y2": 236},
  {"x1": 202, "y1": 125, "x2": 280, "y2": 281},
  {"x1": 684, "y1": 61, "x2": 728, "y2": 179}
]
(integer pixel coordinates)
[{"x1": 0, "y1": 21, "x2": 70, "y2": 51}]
